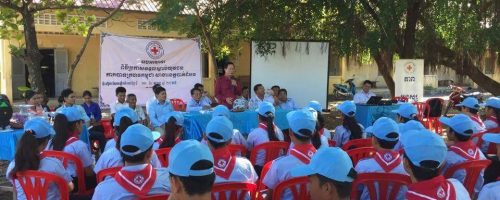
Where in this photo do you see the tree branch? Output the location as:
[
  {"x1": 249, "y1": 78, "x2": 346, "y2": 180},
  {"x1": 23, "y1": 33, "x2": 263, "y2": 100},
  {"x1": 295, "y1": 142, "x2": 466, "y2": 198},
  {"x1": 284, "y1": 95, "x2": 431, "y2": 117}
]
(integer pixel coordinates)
[{"x1": 0, "y1": 0, "x2": 22, "y2": 12}]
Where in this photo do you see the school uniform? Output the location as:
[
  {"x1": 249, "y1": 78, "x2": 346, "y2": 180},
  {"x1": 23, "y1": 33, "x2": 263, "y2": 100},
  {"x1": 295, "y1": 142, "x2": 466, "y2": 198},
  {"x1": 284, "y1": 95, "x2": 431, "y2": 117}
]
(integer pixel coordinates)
[
  {"x1": 333, "y1": 125, "x2": 366, "y2": 147},
  {"x1": 212, "y1": 147, "x2": 258, "y2": 184},
  {"x1": 355, "y1": 150, "x2": 408, "y2": 200},
  {"x1": 110, "y1": 101, "x2": 128, "y2": 115},
  {"x1": 56, "y1": 105, "x2": 90, "y2": 125},
  {"x1": 202, "y1": 129, "x2": 248, "y2": 148},
  {"x1": 393, "y1": 120, "x2": 426, "y2": 150},
  {"x1": 6, "y1": 157, "x2": 73, "y2": 200},
  {"x1": 469, "y1": 114, "x2": 487, "y2": 132},
  {"x1": 48, "y1": 137, "x2": 94, "y2": 177},
  {"x1": 406, "y1": 176, "x2": 471, "y2": 200},
  {"x1": 443, "y1": 140, "x2": 486, "y2": 194},
  {"x1": 246, "y1": 123, "x2": 285, "y2": 166},
  {"x1": 484, "y1": 116, "x2": 498, "y2": 130},
  {"x1": 288, "y1": 134, "x2": 328, "y2": 150},
  {"x1": 478, "y1": 181, "x2": 500, "y2": 200},
  {"x1": 94, "y1": 147, "x2": 162, "y2": 174},
  {"x1": 248, "y1": 95, "x2": 275, "y2": 110},
  {"x1": 104, "y1": 138, "x2": 116, "y2": 152},
  {"x1": 186, "y1": 98, "x2": 211, "y2": 112},
  {"x1": 92, "y1": 164, "x2": 170, "y2": 200},
  {"x1": 278, "y1": 98, "x2": 297, "y2": 110}
]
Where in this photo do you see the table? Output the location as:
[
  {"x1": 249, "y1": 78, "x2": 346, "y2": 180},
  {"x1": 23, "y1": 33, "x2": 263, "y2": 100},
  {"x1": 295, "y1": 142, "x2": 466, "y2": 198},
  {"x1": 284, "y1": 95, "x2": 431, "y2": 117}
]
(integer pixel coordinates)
[
  {"x1": 355, "y1": 104, "x2": 400, "y2": 128},
  {"x1": 182, "y1": 109, "x2": 291, "y2": 140}
]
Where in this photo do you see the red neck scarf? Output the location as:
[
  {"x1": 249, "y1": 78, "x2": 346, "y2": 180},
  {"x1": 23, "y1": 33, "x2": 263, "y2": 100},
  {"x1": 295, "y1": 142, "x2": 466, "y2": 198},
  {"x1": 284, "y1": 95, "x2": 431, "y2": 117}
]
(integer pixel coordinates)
[
  {"x1": 470, "y1": 115, "x2": 485, "y2": 128},
  {"x1": 212, "y1": 147, "x2": 236, "y2": 180},
  {"x1": 258, "y1": 123, "x2": 278, "y2": 132},
  {"x1": 65, "y1": 136, "x2": 79, "y2": 147},
  {"x1": 449, "y1": 140, "x2": 481, "y2": 160},
  {"x1": 289, "y1": 144, "x2": 317, "y2": 164},
  {"x1": 114, "y1": 164, "x2": 157, "y2": 196},
  {"x1": 373, "y1": 150, "x2": 402, "y2": 173},
  {"x1": 486, "y1": 116, "x2": 498, "y2": 124},
  {"x1": 407, "y1": 176, "x2": 456, "y2": 200},
  {"x1": 318, "y1": 128, "x2": 325, "y2": 136}
]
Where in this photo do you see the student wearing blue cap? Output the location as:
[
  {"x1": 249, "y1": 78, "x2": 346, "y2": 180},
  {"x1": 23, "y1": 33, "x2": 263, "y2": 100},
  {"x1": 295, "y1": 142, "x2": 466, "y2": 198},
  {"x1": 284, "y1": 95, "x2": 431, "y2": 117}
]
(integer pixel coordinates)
[
  {"x1": 6, "y1": 118, "x2": 74, "y2": 200},
  {"x1": 103, "y1": 107, "x2": 140, "y2": 152},
  {"x1": 457, "y1": 97, "x2": 486, "y2": 132},
  {"x1": 478, "y1": 133, "x2": 500, "y2": 200},
  {"x1": 186, "y1": 87, "x2": 212, "y2": 112},
  {"x1": 93, "y1": 124, "x2": 170, "y2": 199},
  {"x1": 354, "y1": 117, "x2": 408, "y2": 199},
  {"x1": 148, "y1": 86, "x2": 175, "y2": 135},
  {"x1": 154, "y1": 111, "x2": 184, "y2": 150},
  {"x1": 483, "y1": 97, "x2": 499, "y2": 130},
  {"x1": 401, "y1": 129, "x2": 470, "y2": 199},
  {"x1": 205, "y1": 116, "x2": 258, "y2": 185},
  {"x1": 247, "y1": 102, "x2": 284, "y2": 172},
  {"x1": 392, "y1": 103, "x2": 419, "y2": 123},
  {"x1": 50, "y1": 106, "x2": 96, "y2": 191},
  {"x1": 168, "y1": 140, "x2": 215, "y2": 200},
  {"x1": 334, "y1": 101, "x2": 365, "y2": 147},
  {"x1": 291, "y1": 147, "x2": 357, "y2": 200},
  {"x1": 440, "y1": 114, "x2": 486, "y2": 195},
  {"x1": 202, "y1": 105, "x2": 247, "y2": 148},
  {"x1": 248, "y1": 84, "x2": 276, "y2": 110},
  {"x1": 307, "y1": 101, "x2": 329, "y2": 149},
  {"x1": 263, "y1": 108, "x2": 318, "y2": 200},
  {"x1": 393, "y1": 120, "x2": 426, "y2": 150}
]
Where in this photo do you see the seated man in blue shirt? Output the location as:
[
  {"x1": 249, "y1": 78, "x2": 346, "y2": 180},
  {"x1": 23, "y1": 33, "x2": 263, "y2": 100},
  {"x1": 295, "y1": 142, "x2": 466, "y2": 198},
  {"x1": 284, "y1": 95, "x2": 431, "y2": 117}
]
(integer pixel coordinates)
[
  {"x1": 277, "y1": 89, "x2": 297, "y2": 110},
  {"x1": 148, "y1": 86, "x2": 174, "y2": 135},
  {"x1": 186, "y1": 88, "x2": 211, "y2": 112}
]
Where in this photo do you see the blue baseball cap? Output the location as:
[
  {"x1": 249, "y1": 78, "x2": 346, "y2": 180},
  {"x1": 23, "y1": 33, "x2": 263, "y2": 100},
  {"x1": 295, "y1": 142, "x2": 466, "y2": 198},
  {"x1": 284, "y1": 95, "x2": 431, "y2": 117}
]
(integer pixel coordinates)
[
  {"x1": 401, "y1": 129, "x2": 447, "y2": 167},
  {"x1": 399, "y1": 120, "x2": 426, "y2": 133},
  {"x1": 24, "y1": 118, "x2": 55, "y2": 138},
  {"x1": 372, "y1": 117, "x2": 399, "y2": 141},
  {"x1": 160, "y1": 111, "x2": 184, "y2": 126},
  {"x1": 120, "y1": 124, "x2": 154, "y2": 156},
  {"x1": 287, "y1": 108, "x2": 317, "y2": 136},
  {"x1": 212, "y1": 105, "x2": 230, "y2": 118},
  {"x1": 336, "y1": 101, "x2": 356, "y2": 117},
  {"x1": 169, "y1": 140, "x2": 214, "y2": 177},
  {"x1": 439, "y1": 114, "x2": 476, "y2": 136},
  {"x1": 308, "y1": 101, "x2": 322, "y2": 112},
  {"x1": 365, "y1": 126, "x2": 373, "y2": 134},
  {"x1": 483, "y1": 97, "x2": 500, "y2": 109},
  {"x1": 482, "y1": 133, "x2": 500, "y2": 144},
  {"x1": 206, "y1": 116, "x2": 233, "y2": 143},
  {"x1": 113, "y1": 107, "x2": 139, "y2": 126},
  {"x1": 292, "y1": 147, "x2": 355, "y2": 182},
  {"x1": 392, "y1": 103, "x2": 417, "y2": 119},
  {"x1": 57, "y1": 107, "x2": 83, "y2": 122},
  {"x1": 456, "y1": 97, "x2": 481, "y2": 110},
  {"x1": 257, "y1": 102, "x2": 275, "y2": 116}
]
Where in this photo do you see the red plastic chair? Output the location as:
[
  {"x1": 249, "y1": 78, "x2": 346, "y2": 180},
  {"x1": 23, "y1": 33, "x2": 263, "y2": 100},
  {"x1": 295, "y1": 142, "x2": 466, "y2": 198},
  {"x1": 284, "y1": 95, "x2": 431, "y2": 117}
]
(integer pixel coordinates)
[
  {"x1": 350, "y1": 173, "x2": 412, "y2": 200},
  {"x1": 16, "y1": 170, "x2": 70, "y2": 200},
  {"x1": 422, "y1": 98, "x2": 444, "y2": 133},
  {"x1": 328, "y1": 139, "x2": 336, "y2": 147},
  {"x1": 101, "y1": 118, "x2": 114, "y2": 139},
  {"x1": 342, "y1": 138, "x2": 372, "y2": 150},
  {"x1": 138, "y1": 194, "x2": 170, "y2": 200},
  {"x1": 155, "y1": 148, "x2": 172, "y2": 167},
  {"x1": 346, "y1": 147, "x2": 376, "y2": 166},
  {"x1": 443, "y1": 160, "x2": 492, "y2": 198},
  {"x1": 272, "y1": 176, "x2": 310, "y2": 200},
  {"x1": 212, "y1": 183, "x2": 257, "y2": 200},
  {"x1": 170, "y1": 98, "x2": 186, "y2": 111},
  {"x1": 250, "y1": 141, "x2": 289, "y2": 165},
  {"x1": 412, "y1": 102, "x2": 426, "y2": 121},
  {"x1": 96, "y1": 167, "x2": 121, "y2": 184},
  {"x1": 41, "y1": 150, "x2": 90, "y2": 195},
  {"x1": 427, "y1": 117, "x2": 443, "y2": 135},
  {"x1": 228, "y1": 144, "x2": 248, "y2": 157},
  {"x1": 256, "y1": 161, "x2": 274, "y2": 200}
]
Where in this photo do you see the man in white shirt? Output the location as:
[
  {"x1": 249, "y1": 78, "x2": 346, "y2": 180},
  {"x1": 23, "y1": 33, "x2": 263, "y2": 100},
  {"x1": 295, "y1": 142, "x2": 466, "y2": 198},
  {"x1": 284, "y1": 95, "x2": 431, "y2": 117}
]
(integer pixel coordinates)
[
  {"x1": 110, "y1": 87, "x2": 128, "y2": 117},
  {"x1": 248, "y1": 84, "x2": 275, "y2": 110},
  {"x1": 353, "y1": 80, "x2": 376, "y2": 104}
]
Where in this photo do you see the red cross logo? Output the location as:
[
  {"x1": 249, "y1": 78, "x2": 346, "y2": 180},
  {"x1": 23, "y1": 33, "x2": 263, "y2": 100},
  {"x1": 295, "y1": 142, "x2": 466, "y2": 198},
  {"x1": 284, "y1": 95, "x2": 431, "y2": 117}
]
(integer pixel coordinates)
[
  {"x1": 150, "y1": 47, "x2": 159, "y2": 55},
  {"x1": 406, "y1": 65, "x2": 412, "y2": 71}
]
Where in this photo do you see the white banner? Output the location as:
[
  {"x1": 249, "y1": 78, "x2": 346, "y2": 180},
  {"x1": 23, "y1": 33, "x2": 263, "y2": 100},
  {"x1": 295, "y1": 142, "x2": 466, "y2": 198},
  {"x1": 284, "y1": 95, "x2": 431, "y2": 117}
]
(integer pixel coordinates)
[
  {"x1": 99, "y1": 34, "x2": 201, "y2": 107},
  {"x1": 394, "y1": 59, "x2": 424, "y2": 102}
]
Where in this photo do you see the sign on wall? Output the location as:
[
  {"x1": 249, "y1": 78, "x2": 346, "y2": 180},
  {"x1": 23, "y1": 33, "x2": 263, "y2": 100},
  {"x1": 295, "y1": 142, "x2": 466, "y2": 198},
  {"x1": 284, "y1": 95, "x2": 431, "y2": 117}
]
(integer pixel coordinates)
[
  {"x1": 99, "y1": 34, "x2": 201, "y2": 107},
  {"x1": 394, "y1": 59, "x2": 424, "y2": 102}
]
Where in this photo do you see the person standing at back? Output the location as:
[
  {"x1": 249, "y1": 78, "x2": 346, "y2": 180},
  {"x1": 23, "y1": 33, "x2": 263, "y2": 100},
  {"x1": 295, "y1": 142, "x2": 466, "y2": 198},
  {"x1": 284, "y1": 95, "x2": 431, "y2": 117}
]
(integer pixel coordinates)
[
  {"x1": 353, "y1": 80, "x2": 375, "y2": 104},
  {"x1": 215, "y1": 62, "x2": 242, "y2": 109}
]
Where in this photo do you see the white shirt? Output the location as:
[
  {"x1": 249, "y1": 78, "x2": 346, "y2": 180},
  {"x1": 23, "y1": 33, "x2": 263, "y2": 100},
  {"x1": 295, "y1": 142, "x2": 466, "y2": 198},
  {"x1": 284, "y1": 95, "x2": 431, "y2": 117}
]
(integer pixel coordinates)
[
  {"x1": 278, "y1": 98, "x2": 297, "y2": 110},
  {"x1": 131, "y1": 106, "x2": 146, "y2": 121},
  {"x1": 94, "y1": 147, "x2": 162, "y2": 174},
  {"x1": 333, "y1": 125, "x2": 366, "y2": 147},
  {"x1": 214, "y1": 157, "x2": 258, "y2": 184},
  {"x1": 246, "y1": 127, "x2": 285, "y2": 166},
  {"x1": 186, "y1": 98, "x2": 211, "y2": 112},
  {"x1": 92, "y1": 165, "x2": 170, "y2": 200},
  {"x1": 6, "y1": 157, "x2": 73, "y2": 200},
  {"x1": 442, "y1": 145, "x2": 486, "y2": 194},
  {"x1": 478, "y1": 181, "x2": 500, "y2": 200},
  {"x1": 288, "y1": 135, "x2": 328, "y2": 150},
  {"x1": 248, "y1": 95, "x2": 275, "y2": 110},
  {"x1": 262, "y1": 154, "x2": 310, "y2": 200},
  {"x1": 110, "y1": 101, "x2": 128, "y2": 114},
  {"x1": 353, "y1": 91, "x2": 376, "y2": 104}
]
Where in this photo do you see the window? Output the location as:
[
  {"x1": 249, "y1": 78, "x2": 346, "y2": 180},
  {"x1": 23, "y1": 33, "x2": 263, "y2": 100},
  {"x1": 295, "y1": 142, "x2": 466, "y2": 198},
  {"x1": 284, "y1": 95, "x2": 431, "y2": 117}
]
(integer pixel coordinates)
[
  {"x1": 34, "y1": 13, "x2": 107, "y2": 28},
  {"x1": 138, "y1": 19, "x2": 157, "y2": 30},
  {"x1": 328, "y1": 55, "x2": 341, "y2": 76}
]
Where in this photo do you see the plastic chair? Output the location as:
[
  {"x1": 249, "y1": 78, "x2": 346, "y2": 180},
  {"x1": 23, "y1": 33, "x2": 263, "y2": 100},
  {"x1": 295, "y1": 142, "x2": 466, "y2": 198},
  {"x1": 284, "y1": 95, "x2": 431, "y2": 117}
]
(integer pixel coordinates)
[
  {"x1": 443, "y1": 160, "x2": 492, "y2": 198},
  {"x1": 256, "y1": 161, "x2": 273, "y2": 200},
  {"x1": 170, "y1": 98, "x2": 186, "y2": 111},
  {"x1": 16, "y1": 170, "x2": 70, "y2": 200},
  {"x1": 350, "y1": 173, "x2": 412, "y2": 200},
  {"x1": 138, "y1": 194, "x2": 170, "y2": 200},
  {"x1": 212, "y1": 183, "x2": 257, "y2": 200},
  {"x1": 427, "y1": 117, "x2": 443, "y2": 135},
  {"x1": 96, "y1": 167, "x2": 121, "y2": 184},
  {"x1": 328, "y1": 139, "x2": 336, "y2": 147},
  {"x1": 101, "y1": 118, "x2": 114, "y2": 139},
  {"x1": 41, "y1": 150, "x2": 90, "y2": 195},
  {"x1": 422, "y1": 98, "x2": 444, "y2": 133},
  {"x1": 412, "y1": 102, "x2": 426, "y2": 121},
  {"x1": 346, "y1": 147, "x2": 376, "y2": 166},
  {"x1": 250, "y1": 141, "x2": 289, "y2": 165},
  {"x1": 155, "y1": 148, "x2": 172, "y2": 167},
  {"x1": 342, "y1": 138, "x2": 372, "y2": 150},
  {"x1": 272, "y1": 176, "x2": 310, "y2": 200},
  {"x1": 228, "y1": 144, "x2": 248, "y2": 157}
]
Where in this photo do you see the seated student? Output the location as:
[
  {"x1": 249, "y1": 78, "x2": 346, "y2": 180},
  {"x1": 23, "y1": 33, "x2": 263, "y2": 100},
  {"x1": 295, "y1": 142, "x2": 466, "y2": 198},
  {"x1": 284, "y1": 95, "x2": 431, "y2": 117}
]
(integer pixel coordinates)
[
  {"x1": 24, "y1": 90, "x2": 44, "y2": 115},
  {"x1": 263, "y1": 108, "x2": 318, "y2": 200},
  {"x1": 50, "y1": 107, "x2": 96, "y2": 191},
  {"x1": 6, "y1": 118, "x2": 74, "y2": 200},
  {"x1": 92, "y1": 124, "x2": 170, "y2": 199},
  {"x1": 440, "y1": 114, "x2": 487, "y2": 195},
  {"x1": 478, "y1": 133, "x2": 500, "y2": 200},
  {"x1": 393, "y1": 120, "x2": 426, "y2": 150},
  {"x1": 56, "y1": 89, "x2": 90, "y2": 125},
  {"x1": 126, "y1": 94, "x2": 146, "y2": 124},
  {"x1": 203, "y1": 105, "x2": 247, "y2": 148},
  {"x1": 353, "y1": 80, "x2": 375, "y2": 104},
  {"x1": 401, "y1": 129, "x2": 470, "y2": 200},
  {"x1": 186, "y1": 88, "x2": 211, "y2": 112},
  {"x1": 95, "y1": 108, "x2": 161, "y2": 174},
  {"x1": 194, "y1": 83, "x2": 216, "y2": 105},
  {"x1": 457, "y1": 97, "x2": 486, "y2": 132},
  {"x1": 146, "y1": 84, "x2": 161, "y2": 114},
  {"x1": 168, "y1": 140, "x2": 216, "y2": 200},
  {"x1": 246, "y1": 102, "x2": 284, "y2": 173},
  {"x1": 355, "y1": 117, "x2": 408, "y2": 200},
  {"x1": 148, "y1": 86, "x2": 174, "y2": 135},
  {"x1": 154, "y1": 112, "x2": 184, "y2": 150},
  {"x1": 110, "y1": 87, "x2": 128, "y2": 117},
  {"x1": 277, "y1": 89, "x2": 297, "y2": 110},
  {"x1": 483, "y1": 97, "x2": 499, "y2": 130},
  {"x1": 248, "y1": 84, "x2": 275, "y2": 110},
  {"x1": 205, "y1": 116, "x2": 258, "y2": 184},
  {"x1": 307, "y1": 101, "x2": 329, "y2": 149},
  {"x1": 334, "y1": 101, "x2": 365, "y2": 147},
  {"x1": 392, "y1": 103, "x2": 419, "y2": 124},
  {"x1": 292, "y1": 147, "x2": 357, "y2": 200}
]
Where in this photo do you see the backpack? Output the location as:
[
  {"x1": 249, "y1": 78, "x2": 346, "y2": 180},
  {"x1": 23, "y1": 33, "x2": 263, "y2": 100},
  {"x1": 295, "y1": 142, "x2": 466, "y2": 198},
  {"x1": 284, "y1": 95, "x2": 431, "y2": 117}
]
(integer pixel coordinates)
[{"x1": 0, "y1": 95, "x2": 13, "y2": 129}]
